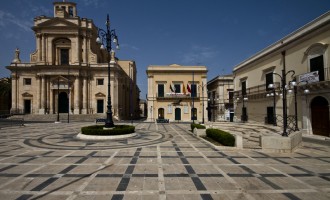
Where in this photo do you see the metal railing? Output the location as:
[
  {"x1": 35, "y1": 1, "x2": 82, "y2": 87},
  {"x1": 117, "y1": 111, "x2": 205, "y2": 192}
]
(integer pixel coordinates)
[
  {"x1": 236, "y1": 114, "x2": 297, "y2": 135},
  {"x1": 234, "y1": 82, "x2": 280, "y2": 97},
  {"x1": 156, "y1": 93, "x2": 200, "y2": 99}
]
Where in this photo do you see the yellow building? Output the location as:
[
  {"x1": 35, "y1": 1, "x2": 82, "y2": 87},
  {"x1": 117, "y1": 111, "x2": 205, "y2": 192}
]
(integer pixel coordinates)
[
  {"x1": 6, "y1": 1, "x2": 140, "y2": 120},
  {"x1": 146, "y1": 64, "x2": 208, "y2": 122},
  {"x1": 233, "y1": 11, "x2": 330, "y2": 137}
]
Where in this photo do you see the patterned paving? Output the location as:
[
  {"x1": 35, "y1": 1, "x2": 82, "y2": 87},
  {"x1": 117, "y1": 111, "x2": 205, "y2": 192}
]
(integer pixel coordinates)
[
  {"x1": 0, "y1": 122, "x2": 329, "y2": 200},
  {"x1": 210, "y1": 122, "x2": 283, "y2": 149}
]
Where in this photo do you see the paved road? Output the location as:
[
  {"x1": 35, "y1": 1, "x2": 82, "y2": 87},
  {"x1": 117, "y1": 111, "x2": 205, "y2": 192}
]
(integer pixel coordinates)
[{"x1": 0, "y1": 122, "x2": 329, "y2": 200}]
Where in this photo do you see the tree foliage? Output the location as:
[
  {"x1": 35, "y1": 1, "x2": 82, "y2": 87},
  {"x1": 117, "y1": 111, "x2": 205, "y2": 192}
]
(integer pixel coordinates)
[{"x1": 0, "y1": 77, "x2": 11, "y2": 96}]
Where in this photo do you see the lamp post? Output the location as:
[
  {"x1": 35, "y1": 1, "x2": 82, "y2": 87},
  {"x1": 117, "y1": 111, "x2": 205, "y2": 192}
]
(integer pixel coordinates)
[
  {"x1": 241, "y1": 95, "x2": 248, "y2": 123},
  {"x1": 192, "y1": 71, "x2": 195, "y2": 124},
  {"x1": 199, "y1": 82, "x2": 207, "y2": 124},
  {"x1": 67, "y1": 65, "x2": 70, "y2": 123},
  {"x1": 267, "y1": 83, "x2": 277, "y2": 126},
  {"x1": 96, "y1": 14, "x2": 119, "y2": 128},
  {"x1": 129, "y1": 63, "x2": 133, "y2": 125},
  {"x1": 271, "y1": 69, "x2": 295, "y2": 136},
  {"x1": 288, "y1": 80, "x2": 310, "y2": 131}
]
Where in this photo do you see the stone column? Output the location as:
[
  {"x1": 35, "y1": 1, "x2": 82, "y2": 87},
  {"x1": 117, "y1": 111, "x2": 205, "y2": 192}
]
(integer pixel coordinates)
[
  {"x1": 73, "y1": 76, "x2": 80, "y2": 114},
  {"x1": 11, "y1": 74, "x2": 17, "y2": 113},
  {"x1": 39, "y1": 75, "x2": 46, "y2": 114},
  {"x1": 46, "y1": 77, "x2": 50, "y2": 114},
  {"x1": 36, "y1": 34, "x2": 41, "y2": 62},
  {"x1": 41, "y1": 34, "x2": 44, "y2": 62},
  {"x1": 76, "y1": 36, "x2": 80, "y2": 64},
  {"x1": 81, "y1": 77, "x2": 88, "y2": 114},
  {"x1": 302, "y1": 95, "x2": 312, "y2": 134},
  {"x1": 36, "y1": 76, "x2": 40, "y2": 110},
  {"x1": 49, "y1": 86, "x2": 53, "y2": 114},
  {"x1": 84, "y1": 36, "x2": 88, "y2": 63},
  {"x1": 113, "y1": 75, "x2": 119, "y2": 119}
]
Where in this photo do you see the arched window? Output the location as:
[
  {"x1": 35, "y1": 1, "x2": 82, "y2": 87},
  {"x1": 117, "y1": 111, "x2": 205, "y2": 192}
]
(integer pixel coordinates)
[
  {"x1": 53, "y1": 38, "x2": 71, "y2": 65},
  {"x1": 305, "y1": 43, "x2": 328, "y2": 81}
]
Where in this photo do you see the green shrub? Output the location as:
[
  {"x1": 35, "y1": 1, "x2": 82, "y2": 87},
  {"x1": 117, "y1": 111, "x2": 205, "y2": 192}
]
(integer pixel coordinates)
[
  {"x1": 206, "y1": 128, "x2": 235, "y2": 146},
  {"x1": 191, "y1": 123, "x2": 206, "y2": 130},
  {"x1": 81, "y1": 125, "x2": 135, "y2": 136}
]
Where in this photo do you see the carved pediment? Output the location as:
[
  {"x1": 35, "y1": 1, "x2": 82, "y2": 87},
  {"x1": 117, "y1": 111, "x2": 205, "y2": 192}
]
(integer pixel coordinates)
[
  {"x1": 22, "y1": 92, "x2": 33, "y2": 97},
  {"x1": 95, "y1": 92, "x2": 106, "y2": 97},
  {"x1": 49, "y1": 76, "x2": 72, "y2": 89},
  {"x1": 36, "y1": 18, "x2": 79, "y2": 28},
  {"x1": 50, "y1": 75, "x2": 70, "y2": 84}
]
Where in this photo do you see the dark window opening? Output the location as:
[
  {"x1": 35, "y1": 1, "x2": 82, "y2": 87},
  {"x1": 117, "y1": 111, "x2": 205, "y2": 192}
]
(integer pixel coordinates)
[
  {"x1": 24, "y1": 78, "x2": 31, "y2": 85},
  {"x1": 174, "y1": 84, "x2": 181, "y2": 93},
  {"x1": 158, "y1": 84, "x2": 164, "y2": 97},
  {"x1": 191, "y1": 84, "x2": 197, "y2": 97},
  {"x1": 97, "y1": 79, "x2": 104, "y2": 85},
  {"x1": 61, "y1": 49, "x2": 69, "y2": 65},
  {"x1": 310, "y1": 55, "x2": 324, "y2": 81},
  {"x1": 69, "y1": 6, "x2": 73, "y2": 17},
  {"x1": 265, "y1": 73, "x2": 273, "y2": 91},
  {"x1": 241, "y1": 81, "x2": 246, "y2": 95}
]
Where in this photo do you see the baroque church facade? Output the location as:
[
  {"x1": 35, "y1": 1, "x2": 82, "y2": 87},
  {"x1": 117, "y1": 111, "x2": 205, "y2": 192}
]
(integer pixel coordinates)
[{"x1": 6, "y1": 1, "x2": 140, "y2": 120}]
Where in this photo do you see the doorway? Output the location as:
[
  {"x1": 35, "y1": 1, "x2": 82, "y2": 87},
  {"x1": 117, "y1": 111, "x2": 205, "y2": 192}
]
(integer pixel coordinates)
[
  {"x1": 158, "y1": 108, "x2": 164, "y2": 119},
  {"x1": 311, "y1": 96, "x2": 329, "y2": 136},
  {"x1": 97, "y1": 100, "x2": 104, "y2": 113},
  {"x1": 58, "y1": 92, "x2": 69, "y2": 113},
  {"x1": 24, "y1": 100, "x2": 31, "y2": 114},
  {"x1": 175, "y1": 108, "x2": 181, "y2": 121},
  {"x1": 267, "y1": 107, "x2": 274, "y2": 124}
]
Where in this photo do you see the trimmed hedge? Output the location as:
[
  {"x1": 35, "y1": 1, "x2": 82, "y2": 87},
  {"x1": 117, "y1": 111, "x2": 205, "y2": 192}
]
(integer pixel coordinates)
[
  {"x1": 191, "y1": 123, "x2": 206, "y2": 130},
  {"x1": 81, "y1": 125, "x2": 135, "y2": 136},
  {"x1": 206, "y1": 128, "x2": 235, "y2": 146}
]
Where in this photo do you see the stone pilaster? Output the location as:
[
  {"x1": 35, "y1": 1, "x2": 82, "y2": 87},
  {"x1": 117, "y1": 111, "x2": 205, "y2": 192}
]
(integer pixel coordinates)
[
  {"x1": 73, "y1": 76, "x2": 80, "y2": 114},
  {"x1": 81, "y1": 77, "x2": 88, "y2": 114},
  {"x1": 39, "y1": 75, "x2": 46, "y2": 114}
]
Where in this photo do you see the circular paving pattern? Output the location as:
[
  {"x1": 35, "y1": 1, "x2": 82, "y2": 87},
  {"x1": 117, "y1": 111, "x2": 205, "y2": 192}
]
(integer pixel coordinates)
[
  {"x1": 22, "y1": 130, "x2": 172, "y2": 150},
  {"x1": 0, "y1": 122, "x2": 173, "y2": 150}
]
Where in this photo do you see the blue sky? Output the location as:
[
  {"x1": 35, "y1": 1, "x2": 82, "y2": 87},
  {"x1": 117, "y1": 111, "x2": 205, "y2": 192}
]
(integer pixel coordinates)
[{"x1": 0, "y1": 0, "x2": 329, "y2": 99}]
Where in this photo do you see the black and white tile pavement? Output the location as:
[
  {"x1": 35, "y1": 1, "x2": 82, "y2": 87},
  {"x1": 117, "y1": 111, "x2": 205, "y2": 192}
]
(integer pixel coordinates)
[{"x1": 0, "y1": 122, "x2": 329, "y2": 199}]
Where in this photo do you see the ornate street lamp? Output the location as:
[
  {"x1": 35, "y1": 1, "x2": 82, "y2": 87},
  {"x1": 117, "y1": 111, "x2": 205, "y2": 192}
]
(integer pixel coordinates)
[
  {"x1": 199, "y1": 82, "x2": 207, "y2": 124},
  {"x1": 235, "y1": 95, "x2": 248, "y2": 123},
  {"x1": 288, "y1": 79, "x2": 310, "y2": 131},
  {"x1": 96, "y1": 14, "x2": 119, "y2": 128},
  {"x1": 242, "y1": 95, "x2": 248, "y2": 123},
  {"x1": 271, "y1": 69, "x2": 295, "y2": 136},
  {"x1": 267, "y1": 83, "x2": 277, "y2": 126}
]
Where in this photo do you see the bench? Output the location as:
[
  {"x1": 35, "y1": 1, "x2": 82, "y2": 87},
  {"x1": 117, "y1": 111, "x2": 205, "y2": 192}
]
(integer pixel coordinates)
[
  {"x1": 156, "y1": 118, "x2": 169, "y2": 123},
  {"x1": 95, "y1": 118, "x2": 106, "y2": 123}
]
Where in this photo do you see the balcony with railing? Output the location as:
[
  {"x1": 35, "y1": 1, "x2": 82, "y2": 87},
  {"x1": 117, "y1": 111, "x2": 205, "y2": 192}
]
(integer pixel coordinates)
[
  {"x1": 156, "y1": 92, "x2": 199, "y2": 100},
  {"x1": 234, "y1": 82, "x2": 280, "y2": 100},
  {"x1": 234, "y1": 67, "x2": 330, "y2": 100},
  {"x1": 296, "y1": 67, "x2": 330, "y2": 90}
]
